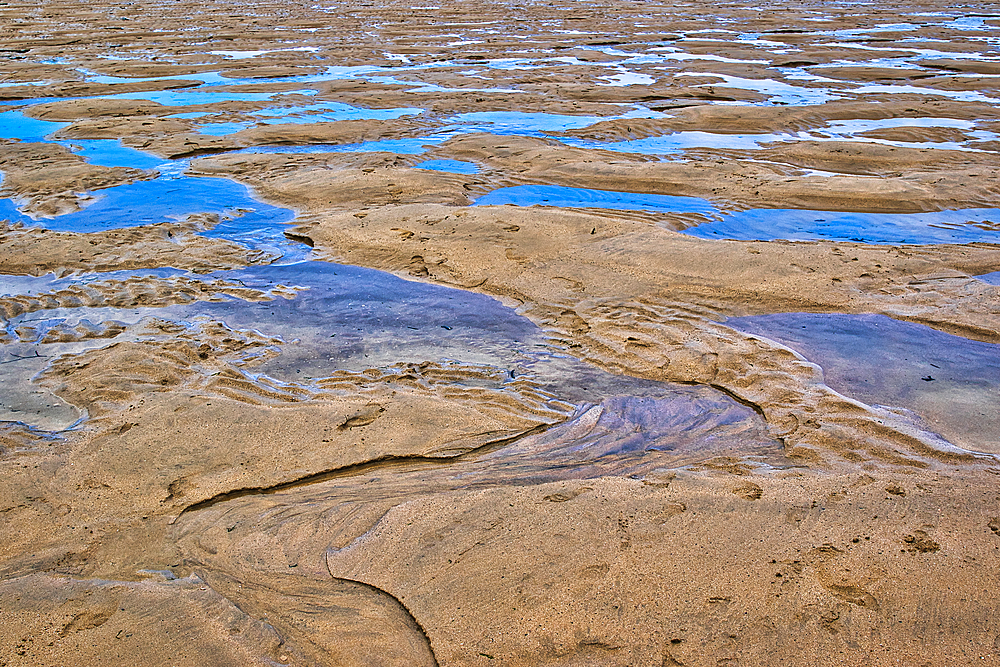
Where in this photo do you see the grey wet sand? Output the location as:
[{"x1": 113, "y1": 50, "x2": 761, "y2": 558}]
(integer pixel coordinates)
[{"x1": 2, "y1": 0, "x2": 1000, "y2": 665}]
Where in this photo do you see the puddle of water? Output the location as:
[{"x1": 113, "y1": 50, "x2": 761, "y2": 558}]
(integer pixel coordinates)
[
  {"x1": 209, "y1": 47, "x2": 320, "y2": 59},
  {"x1": 1, "y1": 105, "x2": 302, "y2": 257},
  {"x1": 825, "y1": 117, "x2": 977, "y2": 133},
  {"x1": 948, "y1": 16, "x2": 1000, "y2": 31},
  {"x1": 0, "y1": 109, "x2": 67, "y2": 142},
  {"x1": 107, "y1": 88, "x2": 320, "y2": 106},
  {"x1": 647, "y1": 46, "x2": 771, "y2": 65},
  {"x1": 977, "y1": 271, "x2": 1000, "y2": 285},
  {"x1": 510, "y1": 393, "x2": 776, "y2": 459},
  {"x1": 81, "y1": 66, "x2": 388, "y2": 89},
  {"x1": 823, "y1": 42, "x2": 997, "y2": 61},
  {"x1": 560, "y1": 115, "x2": 999, "y2": 154},
  {"x1": 599, "y1": 70, "x2": 657, "y2": 86},
  {"x1": 414, "y1": 159, "x2": 480, "y2": 174},
  {"x1": 194, "y1": 102, "x2": 424, "y2": 136},
  {"x1": 167, "y1": 112, "x2": 213, "y2": 119},
  {"x1": 234, "y1": 137, "x2": 446, "y2": 155},
  {"x1": 366, "y1": 74, "x2": 523, "y2": 95},
  {"x1": 196, "y1": 122, "x2": 253, "y2": 136},
  {"x1": 850, "y1": 83, "x2": 1000, "y2": 104},
  {"x1": 252, "y1": 101, "x2": 422, "y2": 122},
  {"x1": 474, "y1": 184, "x2": 1000, "y2": 244},
  {"x1": 2, "y1": 261, "x2": 544, "y2": 379},
  {"x1": 0, "y1": 273, "x2": 68, "y2": 297},
  {"x1": 828, "y1": 23, "x2": 921, "y2": 38},
  {"x1": 180, "y1": 261, "x2": 552, "y2": 378},
  {"x1": 674, "y1": 72, "x2": 842, "y2": 105},
  {"x1": 68, "y1": 139, "x2": 170, "y2": 169},
  {"x1": 444, "y1": 111, "x2": 611, "y2": 135},
  {"x1": 725, "y1": 312, "x2": 1000, "y2": 454},
  {"x1": 470, "y1": 392, "x2": 782, "y2": 481},
  {"x1": 563, "y1": 131, "x2": 780, "y2": 153},
  {"x1": 474, "y1": 184, "x2": 719, "y2": 216},
  {"x1": 3, "y1": 260, "x2": 739, "y2": 434},
  {"x1": 0, "y1": 173, "x2": 295, "y2": 245},
  {"x1": 0, "y1": 343, "x2": 83, "y2": 430},
  {"x1": 687, "y1": 207, "x2": 1000, "y2": 244},
  {"x1": 442, "y1": 108, "x2": 662, "y2": 136}
]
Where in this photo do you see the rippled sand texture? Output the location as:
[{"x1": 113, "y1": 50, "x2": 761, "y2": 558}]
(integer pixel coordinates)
[{"x1": 2, "y1": 0, "x2": 1000, "y2": 665}]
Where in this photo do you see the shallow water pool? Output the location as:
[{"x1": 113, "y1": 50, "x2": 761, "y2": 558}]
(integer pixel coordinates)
[
  {"x1": 414, "y1": 159, "x2": 480, "y2": 174},
  {"x1": 726, "y1": 312, "x2": 1000, "y2": 453},
  {"x1": 474, "y1": 184, "x2": 1000, "y2": 244},
  {"x1": 474, "y1": 184, "x2": 720, "y2": 216}
]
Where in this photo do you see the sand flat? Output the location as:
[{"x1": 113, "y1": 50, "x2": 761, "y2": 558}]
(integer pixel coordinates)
[{"x1": 1, "y1": 0, "x2": 1000, "y2": 665}]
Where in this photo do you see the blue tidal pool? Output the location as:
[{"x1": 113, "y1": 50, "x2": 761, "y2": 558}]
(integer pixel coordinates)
[
  {"x1": 474, "y1": 184, "x2": 1000, "y2": 245},
  {"x1": 474, "y1": 184, "x2": 720, "y2": 216},
  {"x1": 690, "y1": 207, "x2": 1000, "y2": 244},
  {"x1": 725, "y1": 312, "x2": 1000, "y2": 453},
  {"x1": 414, "y1": 159, "x2": 480, "y2": 174},
  {"x1": 0, "y1": 174, "x2": 293, "y2": 235}
]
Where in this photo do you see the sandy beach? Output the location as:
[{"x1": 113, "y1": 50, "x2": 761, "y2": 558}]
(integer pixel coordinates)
[{"x1": 1, "y1": 0, "x2": 1000, "y2": 664}]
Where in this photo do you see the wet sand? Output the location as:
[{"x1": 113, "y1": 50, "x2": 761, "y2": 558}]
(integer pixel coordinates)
[{"x1": 2, "y1": 0, "x2": 1000, "y2": 665}]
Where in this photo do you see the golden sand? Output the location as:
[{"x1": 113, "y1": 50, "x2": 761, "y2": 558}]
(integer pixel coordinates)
[{"x1": 1, "y1": 0, "x2": 1000, "y2": 664}]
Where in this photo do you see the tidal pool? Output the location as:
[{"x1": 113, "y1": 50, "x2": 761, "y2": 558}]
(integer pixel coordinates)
[
  {"x1": 688, "y1": 207, "x2": 1000, "y2": 244},
  {"x1": 414, "y1": 158, "x2": 480, "y2": 174},
  {"x1": 194, "y1": 101, "x2": 423, "y2": 135},
  {"x1": 563, "y1": 116, "x2": 1000, "y2": 154},
  {"x1": 0, "y1": 259, "x2": 785, "y2": 468},
  {"x1": 2, "y1": 93, "x2": 780, "y2": 457},
  {"x1": 0, "y1": 108, "x2": 67, "y2": 142},
  {"x1": 978, "y1": 271, "x2": 1000, "y2": 285},
  {"x1": 2, "y1": 76, "x2": 997, "y2": 457},
  {"x1": 233, "y1": 137, "x2": 447, "y2": 154},
  {"x1": 474, "y1": 184, "x2": 1000, "y2": 244},
  {"x1": 725, "y1": 312, "x2": 1000, "y2": 453},
  {"x1": 0, "y1": 174, "x2": 296, "y2": 248},
  {"x1": 0, "y1": 106, "x2": 300, "y2": 257},
  {"x1": 441, "y1": 108, "x2": 662, "y2": 135},
  {"x1": 474, "y1": 184, "x2": 720, "y2": 216}
]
